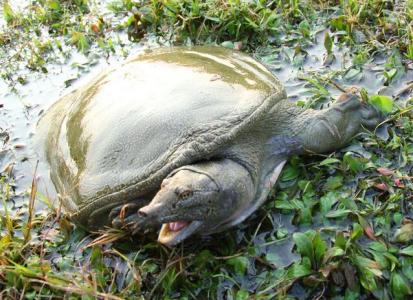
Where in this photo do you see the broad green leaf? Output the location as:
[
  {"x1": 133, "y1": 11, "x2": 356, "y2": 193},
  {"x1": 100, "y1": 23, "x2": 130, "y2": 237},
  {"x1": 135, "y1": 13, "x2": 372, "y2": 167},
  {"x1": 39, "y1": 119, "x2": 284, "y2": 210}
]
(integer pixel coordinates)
[
  {"x1": 359, "y1": 270, "x2": 379, "y2": 292},
  {"x1": 399, "y1": 245, "x2": 413, "y2": 256},
  {"x1": 370, "y1": 252, "x2": 389, "y2": 269},
  {"x1": 350, "y1": 223, "x2": 364, "y2": 241},
  {"x1": 369, "y1": 95, "x2": 394, "y2": 113},
  {"x1": 71, "y1": 32, "x2": 90, "y2": 53},
  {"x1": 344, "y1": 68, "x2": 362, "y2": 81},
  {"x1": 293, "y1": 232, "x2": 314, "y2": 262},
  {"x1": 298, "y1": 180, "x2": 313, "y2": 193},
  {"x1": 227, "y1": 256, "x2": 249, "y2": 276},
  {"x1": 298, "y1": 20, "x2": 310, "y2": 38},
  {"x1": 341, "y1": 197, "x2": 358, "y2": 211},
  {"x1": 344, "y1": 289, "x2": 360, "y2": 300},
  {"x1": 281, "y1": 164, "x2": 299, "y2": 181},
  {"x1": 194, "y1": 250, "x2": 213, "y2": 269},
  {"x1": 368, "y1": 241, "x2": 387, "y2": 253},
  {"x1": 236, "y1": 289, "x2": 249, "y2": 300},
  {"x1": 48, "y1": 0, "x2": 60, "y2": 10},
  {"x1": 313, "y1": 232, "x2": 327, "y2": 266},
  {"x1": 343, "y1": 152, "x2": 365, "y2": 172},
  {"x1": 220, "y1": 41, "x2": 234, "y2": 49},
  {"x1": 323, "y1": 247, "x2": 345, "y2": 263},
  {"x1": 335, "y1": 231, "x2": 346, "y2": 249},
  {"x1": 274, "y1": 200, "x2": 296, "y2": 210},
  {"x1": 391, "y1": 273, "x2": 412, "y2": 300},
  {"x1": 384, "y1": 252, "x2": 399, "y2": 271},
  {"x1": 2, "y1": 1, "x2": 14, "y2": 23},
  {"x1": 326, "y1": 209, "x2": 351, "y2": 218},
  {"x1": 353, "y1": 255, "x2": 382, "y2": 277},
  {"x1": 286, "y1": 261, "x2": 312, "y2": 280},
  {"x1": 324, "y1": 176, "x2": 343, "y2": 191},
  {"x1": 319, "y1": 157, "x2": 341, "y2": 166},
  {"x1": 320, "y1": 192, "x2": 339, "y2": 215},
  {"x1": 394, "y1": 223, "x2": 413, "y2": 243},
  {"x1": 324, "y1": 31, "x2": 333, "y2": 54}
]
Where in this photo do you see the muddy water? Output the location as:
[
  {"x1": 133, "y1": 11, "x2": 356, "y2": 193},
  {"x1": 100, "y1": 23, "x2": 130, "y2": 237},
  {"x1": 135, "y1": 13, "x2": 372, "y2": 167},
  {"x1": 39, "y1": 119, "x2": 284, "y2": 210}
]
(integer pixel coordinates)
[
  {"x1": 256, "y1": 33, "x2": 413, "y2": 106},
  {"x1": 0, "y1": 28, "x2": 412, "y2": 228},
  {"x1": 0, "y1": 48, "x2": 148, "y2": 211}
]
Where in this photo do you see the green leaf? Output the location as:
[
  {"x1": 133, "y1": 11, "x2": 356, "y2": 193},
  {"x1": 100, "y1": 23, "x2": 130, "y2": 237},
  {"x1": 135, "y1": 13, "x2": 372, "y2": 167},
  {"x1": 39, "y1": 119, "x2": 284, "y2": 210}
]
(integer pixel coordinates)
[
  {"x1": 194, "y1": 250, "x2": 213, "y2": 269},
  {"x1": 350, "y1": 223, "x2": 364, "y2": 241},
  {"x1": 286, "y1": 261, "x2": 312, "y2": 280},
  {"x1": 394, "y1": 223, "x2": 413, "y2": 243},
  {"x1": 71, "y1": 32, "x2": 90, "y2": 53},
  {"x1": 330, "y1": 16, "x2": 347, "y2": 31},
  {"x1": 281, "y1": 164, "x2": 299, "y2": 181},
  {"x1": 236, "y1": 289, "x2": 249, "y2": 300},
  {"x1": 274, "y1": 200, "x2": 296, "y2": 210},
  {"x1": 220, "y1": 41, "x2": 234, "y2": 49},
  {"x1": 359, "y1": 270, "x2": 379, "y2": 292},
  {"x1": 323, "y1": 247, "x2": 345, "y2": 263},
  {"x1": 298, "y1": 20, "x2": 310, "y2": 38},
  {"x1": 343, "y1": 152, "x2": 365, "y2": 172},
  {"x1": 320, "y1": 192, "x2": 339, "y2": 215},
  {"x1": 368, "y1": 95, "x2": 394, "y2": 114},
  {"x1": 326, "y1": 209, "x2": 351, "y2": 219},
  {"x1": 391, "y1": 273, "x2": 412, "y2": 300},
  {"x1": 227, "y1": 256, "x2": 249, "y2": 276},
  {"x1": 319, "y1": 157, "x2": 341, "y2": 166},
  {"x1": 344, "y1": 68, "x2": 362, "y2": 81},
  {"x1": 2, "y1": 1, "x2": 14, "y2": 23},
  {"x1": 353, "y1": 255, "x2": 382, "y2": 277},
  {"x1": 293, "y1": 232, "x2": 314, "y2": 263},
  {"x1": 324, "y1": 31, "x2": 333, "y2": 54},
  {"x1": 370, "y1": 252, "x2": 389, "y2": 269},
  {"x1": 335, "y1": 232, "x2": 346, "y2": 249},
  {"x1": 324, "y1": 176, "x2": 343, "y2": 191},
  {"x1": 313, "y1": 232, "x2": 327, "y2": 266},
  {"x1": 399, "y1": 245, "x2": 413, "y2": 256},
  {"x1": 368, "y1": 241, "x2": 387, "y2": 253},
  {"x1": 48, "y1": 0, "x2": 61, "y2": 10}
]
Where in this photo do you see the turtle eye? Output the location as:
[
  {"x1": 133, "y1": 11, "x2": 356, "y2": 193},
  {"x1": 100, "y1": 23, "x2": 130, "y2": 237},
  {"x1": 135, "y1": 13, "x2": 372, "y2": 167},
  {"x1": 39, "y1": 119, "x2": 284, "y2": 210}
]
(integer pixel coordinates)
[{"x1": 179, "y1": 190, "x2": 193, "y2": 200}]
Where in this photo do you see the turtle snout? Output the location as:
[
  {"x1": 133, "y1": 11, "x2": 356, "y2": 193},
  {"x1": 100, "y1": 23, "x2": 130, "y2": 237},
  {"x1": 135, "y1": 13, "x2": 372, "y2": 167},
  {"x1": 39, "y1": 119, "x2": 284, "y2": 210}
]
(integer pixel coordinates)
[
  {"x1": 137, "y1": 209, "x2": 147, "y2": 217},
  {"x1": 138, "y1": 204, "x2": 161, "y2": 218}
]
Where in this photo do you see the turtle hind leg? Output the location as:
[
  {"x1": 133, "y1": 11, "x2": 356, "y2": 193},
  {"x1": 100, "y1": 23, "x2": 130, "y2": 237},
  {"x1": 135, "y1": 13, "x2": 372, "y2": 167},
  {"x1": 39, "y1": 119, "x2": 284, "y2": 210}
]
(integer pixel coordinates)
[{"x1": 297, "y1": 93, "x2": 382, "y2": 154}]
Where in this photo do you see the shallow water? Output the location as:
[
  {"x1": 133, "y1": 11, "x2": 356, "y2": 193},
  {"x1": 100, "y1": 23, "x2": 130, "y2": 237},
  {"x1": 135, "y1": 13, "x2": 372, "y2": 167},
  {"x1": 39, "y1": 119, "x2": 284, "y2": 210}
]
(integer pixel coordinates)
[
  {"x1": 1, "y1": 38, "x2": 148, "y2": 214},
  {"x1": 256, "y1": 32, "x2": 413, "y2": 107}
]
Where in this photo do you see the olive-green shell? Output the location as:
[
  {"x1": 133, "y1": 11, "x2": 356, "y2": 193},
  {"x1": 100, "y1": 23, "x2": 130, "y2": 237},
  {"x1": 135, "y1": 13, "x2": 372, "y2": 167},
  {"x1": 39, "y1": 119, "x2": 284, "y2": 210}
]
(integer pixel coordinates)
[{"x1": 37, "y1": 46, "x2": 286, "y2": 226}]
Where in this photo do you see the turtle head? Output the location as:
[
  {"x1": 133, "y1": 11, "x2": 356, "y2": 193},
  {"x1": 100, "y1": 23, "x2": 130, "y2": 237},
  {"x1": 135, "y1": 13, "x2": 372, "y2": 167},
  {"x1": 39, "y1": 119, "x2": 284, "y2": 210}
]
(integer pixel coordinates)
[{"x1": 137, "y1": 167, "x2": 227, "y2": 246}]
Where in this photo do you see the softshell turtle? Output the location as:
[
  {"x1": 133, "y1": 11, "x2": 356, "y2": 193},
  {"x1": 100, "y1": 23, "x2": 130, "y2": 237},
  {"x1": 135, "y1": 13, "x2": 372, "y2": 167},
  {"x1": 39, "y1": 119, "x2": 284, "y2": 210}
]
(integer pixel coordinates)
[{"x1": 37, "y1": 46, "x2": 380, "y2": 246}]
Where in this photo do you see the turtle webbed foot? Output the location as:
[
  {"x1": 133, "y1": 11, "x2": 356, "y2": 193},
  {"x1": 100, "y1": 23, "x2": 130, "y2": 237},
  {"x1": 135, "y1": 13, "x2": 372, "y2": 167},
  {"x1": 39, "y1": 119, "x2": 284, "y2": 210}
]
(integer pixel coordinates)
[
  {"x1": 334, "y1": 93, "x2": 383, "y2": 129},
  {"x1": 360, "y1": 102, "x2": 383, "y2": 129},
  {"x1": 298, "y1": 93, "x2": 383, "y2": 154}
]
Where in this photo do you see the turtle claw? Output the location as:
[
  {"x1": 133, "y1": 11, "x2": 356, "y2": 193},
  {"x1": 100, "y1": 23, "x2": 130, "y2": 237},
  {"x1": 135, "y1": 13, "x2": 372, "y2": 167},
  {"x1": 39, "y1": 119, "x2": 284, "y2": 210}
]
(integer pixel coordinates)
[
  {"x1": 334, "y1": 93, "x2": 361, "y2": 111},
  {"x1": 112, "y1": 212, "x2": 146, "y2": 233},
  {"x1": 334, "y1": 93, "x2": 383, "y2": 129},
  {"x1": 110, "y1": 203, "x2": 146, "y2": 233},
  {"x1": 360, "y1": 104, "x2": 383, "y2": 129}
]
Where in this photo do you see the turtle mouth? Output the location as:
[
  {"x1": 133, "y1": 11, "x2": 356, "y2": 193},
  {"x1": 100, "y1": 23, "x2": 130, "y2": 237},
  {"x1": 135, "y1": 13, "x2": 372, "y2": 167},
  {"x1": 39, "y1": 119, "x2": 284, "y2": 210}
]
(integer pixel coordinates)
[{"x1": 158, "y1": 220, "x2": 203, "y2": 246}]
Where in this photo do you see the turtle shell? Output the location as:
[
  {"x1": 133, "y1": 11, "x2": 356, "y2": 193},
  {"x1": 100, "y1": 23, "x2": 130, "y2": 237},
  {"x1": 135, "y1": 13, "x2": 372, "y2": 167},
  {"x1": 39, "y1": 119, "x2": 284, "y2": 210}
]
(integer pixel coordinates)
[{"x1": 37, "y1": 46, "x2": 286, "y2": 227}]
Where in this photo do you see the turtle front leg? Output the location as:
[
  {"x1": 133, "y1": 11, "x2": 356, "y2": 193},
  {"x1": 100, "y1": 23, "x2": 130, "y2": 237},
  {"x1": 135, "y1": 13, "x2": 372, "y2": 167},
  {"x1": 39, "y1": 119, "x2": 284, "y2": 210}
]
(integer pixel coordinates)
[
  {"x1": 110, "y1": 198, "x2": 151, "y2": 233},
  {"x1": 297, "y1": 93, "x2": 382, "y2": 154}
]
